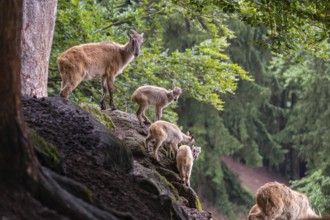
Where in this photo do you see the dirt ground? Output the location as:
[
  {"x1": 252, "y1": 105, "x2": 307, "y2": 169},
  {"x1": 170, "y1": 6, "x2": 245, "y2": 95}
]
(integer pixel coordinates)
[{"x1": 222, "y1": 156, "x2": 289, "y2": 194}]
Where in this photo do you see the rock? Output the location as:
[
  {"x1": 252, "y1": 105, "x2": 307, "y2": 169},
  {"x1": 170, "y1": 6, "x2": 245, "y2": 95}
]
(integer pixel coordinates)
[
  {"x1": 106, "y1": 109, "x2": 211, "y2": 218},
  {"x1": 133, "y1": 161, "x2": 179, "y2": 199},
  {"x1": 22, "y1": 96, "x2": 213, "y2": 220},
  {"x1": 79, "y1": 103, "x2": 116, "y2": 131},
  {"x1": 28, "y1": 127, "x2": 64, "y2": 174},
  {"x1": 22, "y1": 96, "x2": 133, "y2": 174}
]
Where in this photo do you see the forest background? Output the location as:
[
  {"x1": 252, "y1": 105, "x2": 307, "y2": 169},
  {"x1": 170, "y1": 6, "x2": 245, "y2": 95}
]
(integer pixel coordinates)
[{"x1": 48, "y1": 0, "x2": 330, "y2": 219}]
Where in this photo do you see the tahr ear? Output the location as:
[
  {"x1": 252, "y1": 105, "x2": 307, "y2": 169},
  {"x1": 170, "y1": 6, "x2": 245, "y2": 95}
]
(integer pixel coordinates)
[
  {"x1": 186, "y1": 131, "x2": 190, "y2": 136},
  {"x1": 127, "y1": 30, "x2": 136, "y2": 39}
]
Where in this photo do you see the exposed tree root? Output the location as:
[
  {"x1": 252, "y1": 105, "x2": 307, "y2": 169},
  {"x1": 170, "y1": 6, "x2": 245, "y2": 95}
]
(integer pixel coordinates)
[
  {"x1": 34, "y1": 166, "x2": 118, "y2": 220},
  {"x1": 42, "y1": 166, "x2": 137, "y2": 220},
  {"x1": 44, "y1": 167, "x2": 93, "y2": 203}
]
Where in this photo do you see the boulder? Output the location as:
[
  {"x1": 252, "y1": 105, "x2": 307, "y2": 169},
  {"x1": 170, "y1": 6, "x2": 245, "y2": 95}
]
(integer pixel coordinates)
[{"x1": 22, "y1": 96, "x2": 212, "y2": 220}]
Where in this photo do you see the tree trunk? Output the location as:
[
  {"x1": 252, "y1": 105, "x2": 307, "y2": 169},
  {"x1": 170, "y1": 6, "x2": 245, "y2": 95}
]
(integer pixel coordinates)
[
  {"x1": 0, "y1": 0, "x2": 39, "y2": 183},
  {"x1": 290, "y1": 148, "x2": 300, "y2": 180},
  {"x1": 21, "y1": 0, "x2": 58, "y2": 97}
]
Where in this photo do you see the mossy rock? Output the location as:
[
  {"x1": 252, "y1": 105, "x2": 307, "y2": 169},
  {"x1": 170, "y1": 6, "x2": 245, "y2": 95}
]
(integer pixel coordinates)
[
  {"x1": 28, "y1": 128, "x2": 64, "y2": 174},
  {"x1": 133, "y1": 161, "x2": 179, "y2": 202},
  {"x1": 195, "y1": 194, "x2": 202, "y2": 210},
  {"x1": 46, "y1": 167, "x2": 93, "y2": 203},
  {"x1": 157, "y1": 167, "x2": 202, "y2": 210},
  {"x1": 80, "y1": 103, "x2": 116, "y2": 131},
  {"x1": 172, "y1": 182, "x2": 202, "y2": 210}
]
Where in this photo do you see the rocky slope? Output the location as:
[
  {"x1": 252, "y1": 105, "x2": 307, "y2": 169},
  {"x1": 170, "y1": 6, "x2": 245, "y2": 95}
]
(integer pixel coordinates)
[{"x1": 22, "y1": 96, "x2": 212, "y2": 220}]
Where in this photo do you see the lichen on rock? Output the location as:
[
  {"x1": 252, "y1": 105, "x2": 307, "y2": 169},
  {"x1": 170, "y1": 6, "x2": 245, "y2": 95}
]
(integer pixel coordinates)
[
  {"x1": 79, "y1": 102, "x2": 116, "y2": 131},
  {"x1": 28, "y1": 127, "x2": 63, "y2": 173}
]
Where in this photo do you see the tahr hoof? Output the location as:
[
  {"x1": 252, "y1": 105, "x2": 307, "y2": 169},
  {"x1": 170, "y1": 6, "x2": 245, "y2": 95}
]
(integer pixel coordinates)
[
  {"x1": 100, "y1": 103, "x2": 106, "y2": 110},
  {"x1": 144, "y1": 120, "x2": 151, "y2": 125},
  {"x1": 110, "y1": 105, "x2": 118, "y2": 111}
]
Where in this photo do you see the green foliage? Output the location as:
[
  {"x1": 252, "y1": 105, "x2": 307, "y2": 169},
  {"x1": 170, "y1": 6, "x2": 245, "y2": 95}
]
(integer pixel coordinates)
[
  {"x1": 271, "y1": 52, "x2": 330, "y2": 170},
  {"x1": 172, "y1": 0, "x2": 330, "y2": 60},
  {"x1": 218, "y1": 20, "x2": 288, "y2": 168},
  {"x1": 291, "y1": 169, "x2": 330, "y2": 215},
  {"x1": 50, "y1": 0, "x2": 252, "y2": 119},
  {"x1": 143, "y1": 37, "x2": 251, "y2": 110},
  {"x1": 223, "y1": 19, "x2": 330, "y2": 215},
  {"x1": 266, "y1": 48, "x2": 330, "y2": 214}
]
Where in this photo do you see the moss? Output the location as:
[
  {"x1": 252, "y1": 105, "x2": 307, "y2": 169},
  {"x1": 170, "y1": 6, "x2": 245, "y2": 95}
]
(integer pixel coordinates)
[
  {"x1": 84, "y1": 187, "x2": 93, "y2": 202},
  {"x1": 161, "y1": 172, "x2": 202, "y2": 210},
  {"x1": 28, "y1": 128, "x2": 60, "y2": 162},
  {"x1": 80, "y1": 102, "x2": 116, "y2": 131},
  {"x1": 194, "y1": 194, "x2": 202, "y2": 210},
  {"x1": 136, "y1": 145, "x2": 146, "y2": 153},
  {"x1": 28, "y1": 128, "x2": 63, "y2": 173},
  {"x1": 160, "y1": 175, "x2": 179, "y2": 202}
]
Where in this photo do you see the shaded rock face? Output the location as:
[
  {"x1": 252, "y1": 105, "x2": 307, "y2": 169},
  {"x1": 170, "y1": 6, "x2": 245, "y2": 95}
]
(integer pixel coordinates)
[
  {"x1": 22, "y1": 96, "x2": 133, "y2": 173},
  {"x1": 22, "y1": 96, "x2": 212, "y2": 220},
  {"x1": 107, "y1": 110, "x2": 204, "y2": 210}
]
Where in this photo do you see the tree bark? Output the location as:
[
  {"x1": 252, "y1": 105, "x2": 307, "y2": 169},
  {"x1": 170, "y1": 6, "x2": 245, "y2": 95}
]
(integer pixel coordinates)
[
  {"x1": 0, "y1": 0, "x2": 39, "y2": 182},
  {"x1": 21, "y1": 0, "x2": 58, "y2": 97}
]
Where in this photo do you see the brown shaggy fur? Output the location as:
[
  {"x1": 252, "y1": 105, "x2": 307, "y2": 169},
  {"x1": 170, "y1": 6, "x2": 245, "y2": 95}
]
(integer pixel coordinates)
[
  {"x1": 145, "y1": 120, "x2": 195, "y2": 161},
  {"x1": 248, "y1": 182, "x2": 320, "y2": 220},
  {"x1": 131, "y1": 84, "x2": 182, "y2": 127},
  {"x1": 176, "y1": 145, "x2": 201, "y2": 187},
  {"x1": 57, "y1": 30, "x2": 143, "y2": 110}
]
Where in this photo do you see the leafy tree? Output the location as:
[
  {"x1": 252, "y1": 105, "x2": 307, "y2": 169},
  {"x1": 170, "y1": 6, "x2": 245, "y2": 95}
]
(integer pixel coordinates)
[
  {"x1": 172, "y1": 0, "x2": 330, "y2": 59},
  {"x1": 217, "y1": 20, "x2": 287, "y2": 168},
  {"x1": 181, "y1": 15, "x2": 329, "y2": 216},
  {"x1": 272, "y1": 54, "x2": 330, "y2": 171},
  {"x1": 222, "y1": 17, "x2": 330, "y2": 213},
  {"x1": 269, "y1": 51, "x2": 330, "y2": 214},
  {"x1": 49, "y1": 0, "x2": 251, "y2": 114}
]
